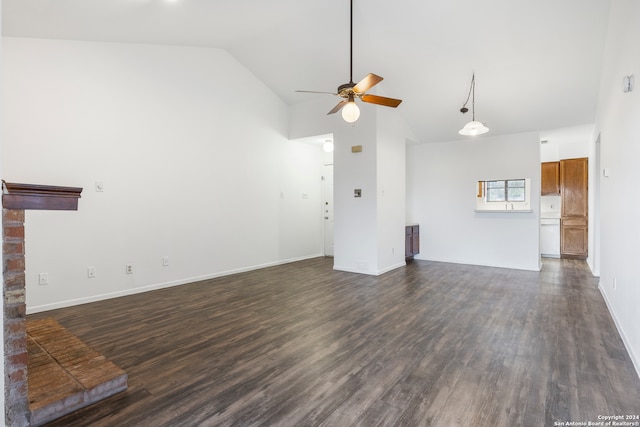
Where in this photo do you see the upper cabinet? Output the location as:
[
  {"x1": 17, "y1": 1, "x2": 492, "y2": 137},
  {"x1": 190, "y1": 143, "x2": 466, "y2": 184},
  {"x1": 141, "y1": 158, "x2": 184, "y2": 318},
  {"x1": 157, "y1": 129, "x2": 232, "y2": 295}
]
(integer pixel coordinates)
[
  {"x1": 541, "y1": 161, "x2": 560, "y2": 195},
  {"x1": 560, "y1": 158, "x2": 588, "y2": 218}
]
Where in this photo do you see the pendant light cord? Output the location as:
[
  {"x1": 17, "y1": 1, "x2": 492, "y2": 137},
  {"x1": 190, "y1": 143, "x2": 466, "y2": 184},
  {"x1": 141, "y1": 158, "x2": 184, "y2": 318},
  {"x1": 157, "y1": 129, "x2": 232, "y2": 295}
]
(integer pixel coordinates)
[
  {"x1": 458, "y1": 72, "x2": 489, "y2": 135},
  {"x1": 461, "y1": 73, "x2": 476, "y2": 121}
]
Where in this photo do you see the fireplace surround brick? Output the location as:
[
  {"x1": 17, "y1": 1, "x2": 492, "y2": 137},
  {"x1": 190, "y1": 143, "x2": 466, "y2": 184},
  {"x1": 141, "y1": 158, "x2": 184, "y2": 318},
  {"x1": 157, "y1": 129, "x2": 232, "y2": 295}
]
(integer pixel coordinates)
[{"x1": 3, "y1": 208, "x2": 30, "y2": 426}]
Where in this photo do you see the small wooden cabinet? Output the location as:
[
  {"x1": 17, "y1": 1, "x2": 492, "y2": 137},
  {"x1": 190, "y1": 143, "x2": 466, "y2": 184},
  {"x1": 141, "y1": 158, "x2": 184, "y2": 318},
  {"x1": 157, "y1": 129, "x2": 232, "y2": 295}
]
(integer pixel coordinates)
[
  {"x1": 405, "y1": 225, "x2": 420, "y2": 259},
  {"x1": 541, "y1": 161, "x2": 560, "y2": 195},
  {"x1": 560, "y1": 218, "x2": 588, "y2": 257},
  {"x1": 560, "y1": 158, "x2": 588, "y2": 258}
]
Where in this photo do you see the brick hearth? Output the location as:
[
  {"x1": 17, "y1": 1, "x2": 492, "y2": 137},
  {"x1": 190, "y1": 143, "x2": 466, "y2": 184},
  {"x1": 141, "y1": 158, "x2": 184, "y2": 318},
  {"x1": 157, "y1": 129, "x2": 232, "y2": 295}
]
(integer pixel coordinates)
[{"x1": 27, "y1": 318, "x2": 127, "y2": 426}]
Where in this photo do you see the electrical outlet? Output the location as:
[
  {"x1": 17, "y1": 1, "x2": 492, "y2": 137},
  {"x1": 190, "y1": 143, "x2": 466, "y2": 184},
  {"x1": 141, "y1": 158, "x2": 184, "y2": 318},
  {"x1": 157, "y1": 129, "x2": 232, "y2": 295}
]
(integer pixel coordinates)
[
  {"x1": 126, "y1": 264, "x2": 133, "y2": 275},
  {"x1": 87, "y1": 267, "x2": 96, "y2": 278},
  {"x1": 162, "y1": 256, "x2": 169, "y2": 267},
  {"x1": 38, "y1": 273, "x2": 48, "y2": 286}
]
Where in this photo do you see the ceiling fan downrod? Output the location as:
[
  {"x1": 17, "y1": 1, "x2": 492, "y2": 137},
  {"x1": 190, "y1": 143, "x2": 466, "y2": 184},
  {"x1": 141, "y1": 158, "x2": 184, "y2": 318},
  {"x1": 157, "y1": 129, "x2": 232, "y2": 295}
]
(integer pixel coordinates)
[
  {"x1": 349, "y1": 0, "x2": 354, "y2": 85},
  {"x1": 294, "y1": 0, "x2": 402, "y2": 120}
]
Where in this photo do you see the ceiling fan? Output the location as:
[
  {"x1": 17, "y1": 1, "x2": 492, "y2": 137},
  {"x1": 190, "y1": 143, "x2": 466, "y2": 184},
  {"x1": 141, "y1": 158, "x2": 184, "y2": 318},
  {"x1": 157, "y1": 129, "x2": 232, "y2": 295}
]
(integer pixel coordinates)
[{"x1": 296, "y1": 0, "x2": 403, "y2": 123}]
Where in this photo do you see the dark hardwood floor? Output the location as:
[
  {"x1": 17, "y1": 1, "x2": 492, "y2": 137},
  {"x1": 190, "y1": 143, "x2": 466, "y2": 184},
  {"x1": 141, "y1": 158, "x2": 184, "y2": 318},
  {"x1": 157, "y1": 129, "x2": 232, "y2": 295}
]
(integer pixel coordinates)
[{"x1": 29, "y1": 258, "x2": 640, "y2": 426}]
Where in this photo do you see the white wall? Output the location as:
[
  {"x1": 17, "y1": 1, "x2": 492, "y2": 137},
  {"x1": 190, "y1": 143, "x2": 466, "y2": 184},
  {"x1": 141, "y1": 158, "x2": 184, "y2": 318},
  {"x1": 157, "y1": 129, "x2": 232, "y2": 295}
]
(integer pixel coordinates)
[
  {"x1": 407, "y1": 132, "x2": 541, "y2": 271},
  {"x1": 539, "y1": 124, "x2": 593, "y2": 162},
  {"x1": 376, "y1": 107, "x2": 409, "y2": 273},
  {"x1": 333, "y1": 105, "x2": 410, "y2": 275},
  {"x1": 290, "y1": 96, "x2": 412, "y2": 275},
  {"x1": 331, "y1": 108, "x2": 379, "y2": 274},
  {"x1": 594, "y1": 0, "x2": 640, "y2": 376},
  {"x1": 2, "y1": 38, "x2": 324, "y2": 312}
]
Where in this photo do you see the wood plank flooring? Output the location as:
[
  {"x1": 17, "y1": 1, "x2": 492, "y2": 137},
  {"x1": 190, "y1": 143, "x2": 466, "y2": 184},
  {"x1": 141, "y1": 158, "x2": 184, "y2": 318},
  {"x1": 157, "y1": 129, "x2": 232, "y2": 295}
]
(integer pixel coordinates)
[{"x1": 28, "y1": 258, "x2": 640, "y2": 426}]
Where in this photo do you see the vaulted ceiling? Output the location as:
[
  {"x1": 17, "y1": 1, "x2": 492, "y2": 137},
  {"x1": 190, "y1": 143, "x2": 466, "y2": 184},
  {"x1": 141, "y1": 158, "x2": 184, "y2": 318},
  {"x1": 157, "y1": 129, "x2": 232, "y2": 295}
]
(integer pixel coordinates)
[{"x1": 2, "y1": 0, "x2": 611, "y2": 143}]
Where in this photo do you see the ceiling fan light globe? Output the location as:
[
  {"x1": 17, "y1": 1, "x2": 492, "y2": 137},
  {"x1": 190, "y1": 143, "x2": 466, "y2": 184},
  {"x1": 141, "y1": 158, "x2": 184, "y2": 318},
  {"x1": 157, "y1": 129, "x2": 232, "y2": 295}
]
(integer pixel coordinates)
[
  {"x1": 459, "y1": 120, "x2": 489, "y2": 136},
  {"x1": 342, "y1": 101, "x2": 360, "y2": 123}
]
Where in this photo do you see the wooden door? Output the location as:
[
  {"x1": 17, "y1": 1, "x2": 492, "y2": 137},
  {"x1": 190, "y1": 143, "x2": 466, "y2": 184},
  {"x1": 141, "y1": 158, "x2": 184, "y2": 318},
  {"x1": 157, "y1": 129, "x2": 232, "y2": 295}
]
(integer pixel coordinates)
[
  {"x1": 322, "y1": 164, "x2": 334, "y2": 256},
  {"x1": 560, "y1": 158, "x2": 588, "y2": 258}
]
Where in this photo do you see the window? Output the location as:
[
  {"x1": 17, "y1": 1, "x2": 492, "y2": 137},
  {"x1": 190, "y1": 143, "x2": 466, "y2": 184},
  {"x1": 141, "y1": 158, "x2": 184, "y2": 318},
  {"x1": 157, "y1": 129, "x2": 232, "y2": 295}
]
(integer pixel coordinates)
[
  {"x1": 486, "y1": 179, "x2": 526, "y2": 202},
  {"x1": 475, "y1": 178, "x2": 532, "y2": 212}
]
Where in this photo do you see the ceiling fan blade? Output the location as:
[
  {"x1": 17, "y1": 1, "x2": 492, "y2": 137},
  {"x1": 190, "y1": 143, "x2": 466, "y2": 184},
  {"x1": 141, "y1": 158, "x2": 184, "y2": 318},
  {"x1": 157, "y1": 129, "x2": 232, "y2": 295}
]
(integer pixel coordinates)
[
  {"x1": 296, "y1": 90, "x2": 338, "y2": 95},
  {"x1": 353, "y1": 73, "x2": 383, "y2": 94},
  {"x1": 361, "y1": 94, "x2": 403, "y2": 108},
  {"x1": 327, "y1": 100, "x2": 348, "y2": 115}
]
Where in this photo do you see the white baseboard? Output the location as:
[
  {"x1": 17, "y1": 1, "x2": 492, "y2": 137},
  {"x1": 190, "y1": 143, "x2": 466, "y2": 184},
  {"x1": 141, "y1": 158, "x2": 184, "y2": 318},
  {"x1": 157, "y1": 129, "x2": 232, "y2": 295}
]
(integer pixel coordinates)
[
  {"x1": 333, "y1": 261, "x2": 406, "y2": 276},
  {"x1": 376, "y1": 262, "x2": 407, "y2": 275},
  {"x1": 599, "y1": 282, "x2": 640, "y2": 380},
  {"x1": 27, "y1": 253, "x2": 323, "y2": 314}
]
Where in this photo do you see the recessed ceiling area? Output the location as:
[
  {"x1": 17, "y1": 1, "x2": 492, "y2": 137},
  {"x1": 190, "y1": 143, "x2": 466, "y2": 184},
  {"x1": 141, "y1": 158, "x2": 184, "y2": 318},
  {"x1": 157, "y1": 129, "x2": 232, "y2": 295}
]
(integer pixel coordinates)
[{"x1": 1, "y1": 0, "x2": 611, "y2": 143}]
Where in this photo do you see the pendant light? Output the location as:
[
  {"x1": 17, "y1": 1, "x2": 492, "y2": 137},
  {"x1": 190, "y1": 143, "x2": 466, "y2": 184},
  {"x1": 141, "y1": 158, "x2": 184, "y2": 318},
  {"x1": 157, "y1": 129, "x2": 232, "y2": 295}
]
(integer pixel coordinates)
[{"x1": 459, "y1": 73, "x2": 489, "y2": 136}]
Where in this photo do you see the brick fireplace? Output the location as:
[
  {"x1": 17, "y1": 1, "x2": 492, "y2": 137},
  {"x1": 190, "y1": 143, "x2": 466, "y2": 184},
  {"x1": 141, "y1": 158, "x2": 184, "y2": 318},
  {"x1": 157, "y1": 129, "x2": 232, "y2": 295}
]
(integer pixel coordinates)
[
  {"x1": 3, "y1": 182, "x2": 83, "y2": 426},
  {"x1": 3, "y1": 182, "x2": 127, "y2": 425}
]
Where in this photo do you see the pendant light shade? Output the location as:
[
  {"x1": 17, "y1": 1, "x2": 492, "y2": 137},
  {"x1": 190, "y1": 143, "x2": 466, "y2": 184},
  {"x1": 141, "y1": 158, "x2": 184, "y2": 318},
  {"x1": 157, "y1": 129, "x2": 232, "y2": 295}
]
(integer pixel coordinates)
[
  {"x1": 459, "y1": 120, "x2": 490, "y2": 136},
  {"x1": 459, "y1": 73, "x2": 489, "y2": 136}
]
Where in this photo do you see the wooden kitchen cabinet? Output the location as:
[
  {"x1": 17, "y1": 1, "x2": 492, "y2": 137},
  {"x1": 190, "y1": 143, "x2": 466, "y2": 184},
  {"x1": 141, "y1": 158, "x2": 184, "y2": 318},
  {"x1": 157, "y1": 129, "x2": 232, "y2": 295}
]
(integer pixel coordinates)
[
  {"x1": 560, "y1": 218, "x2": 588, "y2": 257},
  {"x1": 561, "y1": 158, "x2": 588, "y2": 218},
  {"x1": 560, "y1": 158, "x2": 588, "y2": 258},
  {"x1": 541, "y1": 162, "x2": 560, "y2": 195},
  {"x1": 405, "y1": 225, "x2": 420, "y2": 259}
]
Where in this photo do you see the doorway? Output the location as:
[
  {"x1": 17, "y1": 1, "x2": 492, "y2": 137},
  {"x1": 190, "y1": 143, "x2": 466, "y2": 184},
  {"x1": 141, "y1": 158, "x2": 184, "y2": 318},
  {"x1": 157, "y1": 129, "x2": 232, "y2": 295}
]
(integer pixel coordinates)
[{"x1": 322, "y1": 163, "x2": 334, "y2": 256}]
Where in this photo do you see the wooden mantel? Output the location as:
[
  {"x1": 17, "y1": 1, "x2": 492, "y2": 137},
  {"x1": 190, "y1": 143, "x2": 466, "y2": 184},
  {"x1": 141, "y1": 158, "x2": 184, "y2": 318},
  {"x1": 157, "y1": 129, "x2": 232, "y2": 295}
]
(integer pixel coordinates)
[{"x1": 2, "y1": 181, "x2": 83, "y2": 211}]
